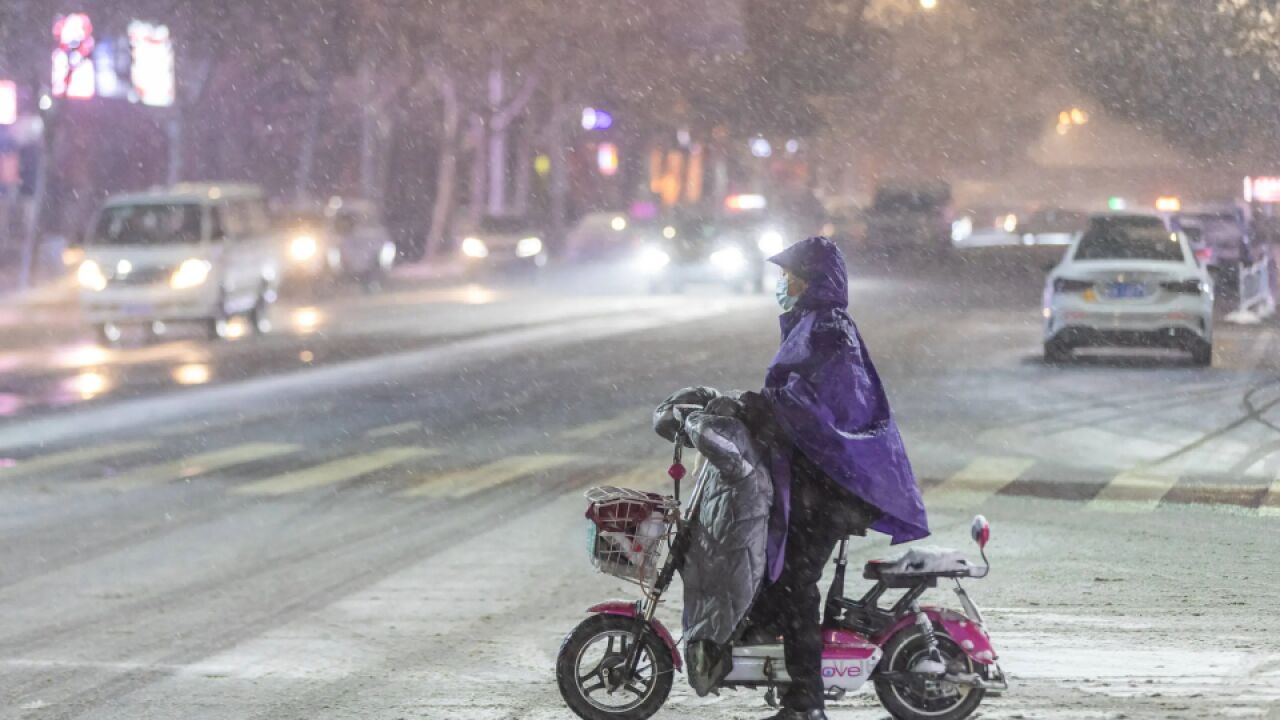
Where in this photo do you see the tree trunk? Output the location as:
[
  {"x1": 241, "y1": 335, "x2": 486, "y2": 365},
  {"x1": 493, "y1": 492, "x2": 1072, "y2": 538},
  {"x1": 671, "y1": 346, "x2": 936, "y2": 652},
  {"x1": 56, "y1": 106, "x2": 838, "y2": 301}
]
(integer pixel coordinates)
[
  {"x1": 19, "y1": 104, "x2": 56, "y2": 290},
  {"x1": 166, "y1": 110, "x2": 183, "y2": 185},
  {"x1": 360, "y1": 61, "x2": 378, "y2": 202},
  {"x1": 486, "y1": 51, "x2": 507, "y2": 216},
  {"x1": 426, "y1": 68, "x2": 461, "y2": 257},
  {"x1": 512, "y1": 120, "x2": 533, "y2": 216},
  {"x1": 467, "y1": 112, "x2": 485, "y2": 228},
  {"x1": 548, "y1": 75, "x2": 570, "y2": 247},
  {"x1": 294, "y1": 91, "x2": 324, "y2": 202}
]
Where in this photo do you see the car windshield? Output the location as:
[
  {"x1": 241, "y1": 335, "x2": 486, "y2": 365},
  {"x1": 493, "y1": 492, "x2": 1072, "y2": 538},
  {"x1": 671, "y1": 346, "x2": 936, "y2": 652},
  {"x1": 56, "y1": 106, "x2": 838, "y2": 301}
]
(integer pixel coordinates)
[
  {"x1": 479, "y1": 216, "x2": 533, "y2": 234},
  {"x1": 91, "y1": 203, "x2": 203, "y2": 246},
  {"x1": 1074, "y1": 218, "x2": 1184, "y2": 261}
]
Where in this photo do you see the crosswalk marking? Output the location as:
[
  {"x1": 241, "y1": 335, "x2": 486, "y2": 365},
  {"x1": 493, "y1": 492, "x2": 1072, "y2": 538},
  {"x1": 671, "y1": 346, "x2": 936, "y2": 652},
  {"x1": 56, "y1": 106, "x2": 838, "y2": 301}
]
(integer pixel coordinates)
[
  {"x1": 402, "y1": 454, "x2": 579, "y2": 499},
  {"x1": 927, "y1": 456, "x2": 1034, "y2": 507},
  {"x1": 365, "y1": 421, "x2": 422, "y2": 439},
  {"x1": 233, "y1": 446, "x2": 439, "y2": 496},
  {"x1": 84, "y1": 443, "x2": 299, "y2": 492},
  {"x1": 0, "y1": 441, "x2": 156, "y2": 482},
  {"x1": 559, "y1": 412, "x2": 644, "y2": 441},
  {"x1": 154, "y1": 410, "x2": 280, "y2": 437},
  {"x1": 1088, "y1": 469, "x2": 1179, "y2": 511}
]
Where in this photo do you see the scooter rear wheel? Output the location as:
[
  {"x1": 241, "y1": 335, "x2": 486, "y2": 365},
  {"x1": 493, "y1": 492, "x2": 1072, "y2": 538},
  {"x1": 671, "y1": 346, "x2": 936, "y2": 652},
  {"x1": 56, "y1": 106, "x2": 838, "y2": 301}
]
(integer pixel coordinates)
[
  {"x1": 556, "y1": 614, "x2": 674, "y2": 720},
  {"x1": 873, "y1": 625, "x2": 985, "y2": 720}
]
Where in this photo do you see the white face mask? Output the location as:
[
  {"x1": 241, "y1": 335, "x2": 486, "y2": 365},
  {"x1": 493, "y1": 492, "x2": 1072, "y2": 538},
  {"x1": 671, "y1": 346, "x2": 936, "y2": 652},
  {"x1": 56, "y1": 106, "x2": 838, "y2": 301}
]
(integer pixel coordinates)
[{"x1": 776, "y1": 276, "x2": 798, "y2": 312}]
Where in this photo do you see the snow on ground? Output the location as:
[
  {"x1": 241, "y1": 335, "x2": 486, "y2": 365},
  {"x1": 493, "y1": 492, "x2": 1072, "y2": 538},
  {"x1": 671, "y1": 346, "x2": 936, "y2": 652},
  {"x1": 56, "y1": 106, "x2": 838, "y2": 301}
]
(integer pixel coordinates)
[{"x1": 65, "y1": 485, "x2": 1280, "y2": 720}]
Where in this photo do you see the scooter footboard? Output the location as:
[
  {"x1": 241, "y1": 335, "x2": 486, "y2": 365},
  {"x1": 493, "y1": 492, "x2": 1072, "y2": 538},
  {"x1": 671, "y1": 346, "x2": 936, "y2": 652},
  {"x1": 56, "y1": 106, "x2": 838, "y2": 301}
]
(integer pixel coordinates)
[
  {"x1": 587, "y1": 601, "x2": 683, "y2": 671},
  {"x1": 875, "y1": 607, "x2": 998, "y2": 665}
]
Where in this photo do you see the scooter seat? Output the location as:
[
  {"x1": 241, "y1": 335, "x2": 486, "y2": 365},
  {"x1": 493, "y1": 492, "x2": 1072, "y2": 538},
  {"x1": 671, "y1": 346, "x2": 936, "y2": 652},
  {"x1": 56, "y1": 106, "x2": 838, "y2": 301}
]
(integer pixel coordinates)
[{"x1": 864, "y1": 547, "x2": 978, "y2": 583}]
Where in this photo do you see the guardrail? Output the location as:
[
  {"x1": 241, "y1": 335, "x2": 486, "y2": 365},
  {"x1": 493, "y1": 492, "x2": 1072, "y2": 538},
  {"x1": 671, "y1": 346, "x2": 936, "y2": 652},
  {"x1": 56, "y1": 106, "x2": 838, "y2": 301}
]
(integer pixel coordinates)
[{"x1": 1225, "y1": 252, "x2": 1276, "y2": 324}]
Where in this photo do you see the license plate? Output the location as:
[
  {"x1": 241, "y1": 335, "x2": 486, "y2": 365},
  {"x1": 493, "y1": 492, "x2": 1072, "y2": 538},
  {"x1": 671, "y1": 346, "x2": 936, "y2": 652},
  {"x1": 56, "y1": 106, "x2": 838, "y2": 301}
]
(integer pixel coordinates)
[
  {"x1": 1103, "y1": 282, "x2": 1146, "y2": 299},
  {"x1": 121, "y1": 304, "x2": 154, "y2": 316}
]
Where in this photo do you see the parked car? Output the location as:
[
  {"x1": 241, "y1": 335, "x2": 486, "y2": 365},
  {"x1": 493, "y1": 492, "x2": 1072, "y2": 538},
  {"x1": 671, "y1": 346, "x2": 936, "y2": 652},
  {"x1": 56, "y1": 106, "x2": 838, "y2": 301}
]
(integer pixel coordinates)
[
  {"x1": 865, "y1": 181, "x2": 953, "y2": 254},
  {"x1": 1019, "y1": 208, "x2": 1088, "y2": 246},
  {"x1": 1043, "y1": 214, "x2": 1213, "y2": 365},
  {"x1": 76, "y1": 183, "x2": 282, "y2": 343},
  {"x1": 950, "y1": 206, "x2": 1022, "y2": 248},
  {"x1": 1169, "y1": 206, "x2": 1251, "y2": 283},
  {"x1": 280, "y1": 197, "x2": 396, "y2": 292},
  {"x1": 457, "y1": 215, "x2": 549, "y2": 277}
]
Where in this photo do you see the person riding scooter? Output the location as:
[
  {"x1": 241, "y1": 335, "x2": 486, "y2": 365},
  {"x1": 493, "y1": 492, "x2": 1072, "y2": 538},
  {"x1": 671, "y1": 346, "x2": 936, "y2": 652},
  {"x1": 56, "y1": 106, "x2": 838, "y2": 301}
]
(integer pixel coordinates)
[{"x1": 739, "y1": 236, "x2": 930, "y2": 720}]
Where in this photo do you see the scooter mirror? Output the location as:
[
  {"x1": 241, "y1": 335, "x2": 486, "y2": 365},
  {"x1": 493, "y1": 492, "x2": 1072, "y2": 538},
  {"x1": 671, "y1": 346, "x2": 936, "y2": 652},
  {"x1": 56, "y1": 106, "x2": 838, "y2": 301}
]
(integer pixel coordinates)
[{"x1": 970, "y1": 514, "x2": 990, "y2": 549}]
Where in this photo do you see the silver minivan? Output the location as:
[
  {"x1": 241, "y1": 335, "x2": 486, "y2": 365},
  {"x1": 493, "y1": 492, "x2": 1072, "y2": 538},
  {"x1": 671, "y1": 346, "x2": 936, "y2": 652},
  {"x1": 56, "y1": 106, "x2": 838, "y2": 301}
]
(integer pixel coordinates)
[{"x1": 77, "y1": 183, "x2": 283, "y2": 343}]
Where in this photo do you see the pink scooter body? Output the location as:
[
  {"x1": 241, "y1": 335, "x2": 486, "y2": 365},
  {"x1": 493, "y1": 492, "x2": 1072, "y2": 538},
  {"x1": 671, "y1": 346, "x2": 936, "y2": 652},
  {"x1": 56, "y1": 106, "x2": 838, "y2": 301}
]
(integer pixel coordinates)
[
  {"x1": 872, "y1": 607, "x2": 999, "y2": 665},
  {"x1": 587, "y1": 601, "x2": 683, "y2": 671},
  {"x1": 584, "y1": 604, "x2": 997, "y2": 692}
]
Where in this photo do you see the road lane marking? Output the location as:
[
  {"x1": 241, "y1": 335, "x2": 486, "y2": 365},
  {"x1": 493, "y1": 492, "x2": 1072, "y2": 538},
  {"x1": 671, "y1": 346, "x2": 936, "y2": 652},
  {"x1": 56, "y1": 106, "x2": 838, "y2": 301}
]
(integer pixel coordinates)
[
  {"x1": 402, "y1": 454, "x2": 580, "y2": 499},
  {"x1": 84, "y1": 443, "x2": 299, "y2": 492},
  {"x1": 364, "y1": 421, "x2": 423, "y2": 439},
  {"x1": 154, "y1": 409, "x2": 281, "y2": 437},
  {"x1": 0, "y1": 441, "x2": 156, "y2": 482},
  {"x1": 926, "y1": 456, "x2": 1035, "y2": 507},
  {"x1": 1088, "y1": 469, "x2": 1179, "y2": 511},
  {"x1": 233, "y1": 446, "x2": 440, "y2": 496},
  {"x1": 559, "y1": 412, "x2": 646, "y2": 441}
]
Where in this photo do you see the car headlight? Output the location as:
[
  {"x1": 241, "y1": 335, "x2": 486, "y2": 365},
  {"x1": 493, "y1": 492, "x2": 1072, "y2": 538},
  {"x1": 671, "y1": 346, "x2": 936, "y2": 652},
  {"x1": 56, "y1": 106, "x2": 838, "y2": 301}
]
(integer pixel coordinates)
[
  {"x1": 170, "y1": 258, "x2": 212, "y2": 290},
  {"x1": 290, "y1": 234, "x2": 318, "y2": 262},
  {"x1": 461, "y1": 236, "x2": 489, "y2": 258},
  {"x1": 77, "y1": 259, "x2": 108, "y2": 291},
  {"x1": 637, "y1": 245, "x2": 670, "y2": 274},
  {"x1": 710, "y1": 246, "x2": 747, "y2": 274},
  {"x1": 516, "y1": 236, "x2": 543, "y2": 258},
  {"x1": 757, "y1": 229, "x2": 785, "y2": 255}
]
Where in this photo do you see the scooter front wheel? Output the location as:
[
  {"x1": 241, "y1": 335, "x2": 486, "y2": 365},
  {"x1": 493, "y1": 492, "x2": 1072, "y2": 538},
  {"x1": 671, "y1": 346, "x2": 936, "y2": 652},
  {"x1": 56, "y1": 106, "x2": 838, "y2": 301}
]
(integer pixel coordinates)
[
  {"x1": 556, "y1": 614, "x2": 674, "y2": 720},
  {"x1": 873, "y1": 625, "x2": 985, "y2": 720}
]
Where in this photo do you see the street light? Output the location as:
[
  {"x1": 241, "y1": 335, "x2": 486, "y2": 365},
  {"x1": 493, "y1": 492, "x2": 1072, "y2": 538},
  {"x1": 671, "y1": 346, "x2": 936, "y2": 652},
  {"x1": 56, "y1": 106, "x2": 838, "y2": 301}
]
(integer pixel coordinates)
[{"x1": 920, "y1": 0, "x2": 938, "y2": 10}]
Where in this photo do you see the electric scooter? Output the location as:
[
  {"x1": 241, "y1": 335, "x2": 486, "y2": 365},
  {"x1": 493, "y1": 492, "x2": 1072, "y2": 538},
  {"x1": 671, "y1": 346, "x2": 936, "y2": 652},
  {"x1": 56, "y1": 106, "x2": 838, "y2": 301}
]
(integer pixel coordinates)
[{"x1": 557, "y1": 409, "x2": 1008, "y2": 720}]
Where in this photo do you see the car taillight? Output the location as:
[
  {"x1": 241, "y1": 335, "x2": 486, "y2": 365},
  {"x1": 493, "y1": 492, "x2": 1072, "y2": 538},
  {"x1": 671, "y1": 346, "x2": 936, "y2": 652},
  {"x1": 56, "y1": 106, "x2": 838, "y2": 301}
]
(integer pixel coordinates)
[
  {"x1": 1053, "y1": 278, "x2": 1093, "y2": 292},
  {"x1": 1161, "y1": 279, "x2": 1203, "y2": 295},
  {"x1": 1194, "y1": 247, "x2": 1213, "y2": 262}
]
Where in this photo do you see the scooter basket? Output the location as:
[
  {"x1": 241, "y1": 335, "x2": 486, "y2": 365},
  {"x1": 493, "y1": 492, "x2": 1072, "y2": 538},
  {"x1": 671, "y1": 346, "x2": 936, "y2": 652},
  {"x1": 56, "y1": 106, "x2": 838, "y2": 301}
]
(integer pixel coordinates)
[{"x1": 584, "y1": 486, "x2": 678, "y2": 586}]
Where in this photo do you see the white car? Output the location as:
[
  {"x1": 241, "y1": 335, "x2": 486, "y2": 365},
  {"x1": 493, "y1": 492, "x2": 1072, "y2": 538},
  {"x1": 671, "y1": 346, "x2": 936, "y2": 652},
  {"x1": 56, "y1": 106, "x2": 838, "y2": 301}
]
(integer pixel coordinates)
[
  {"x1": 77, "y1": 183, "x2": 283, "y2": 343},
  {"x1": 1043, "y1": 214, "x2": 1214, "y2": 366},
  {"x1": 281, "y1": 197, "x2": 397, "y2": 289}
]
